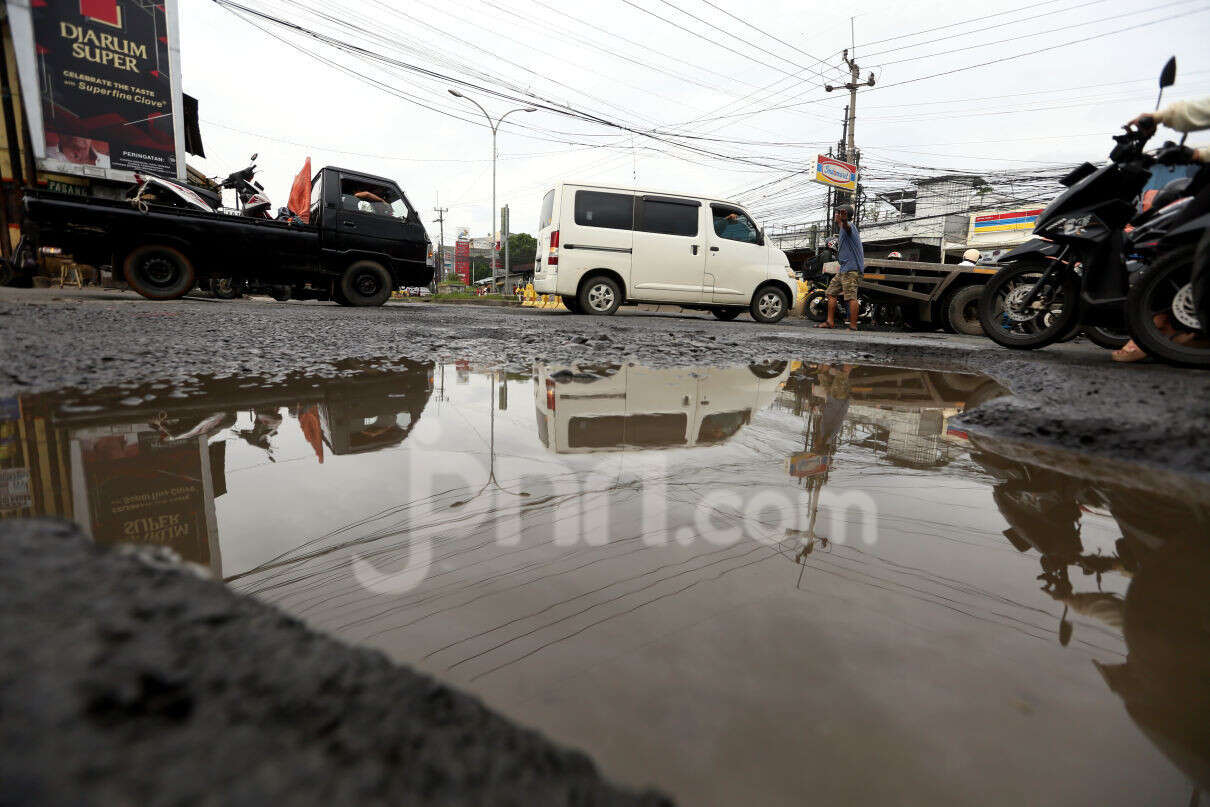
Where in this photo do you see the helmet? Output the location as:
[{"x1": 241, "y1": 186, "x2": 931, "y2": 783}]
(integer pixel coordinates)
[
  {"x1": 963, "y1": 248, "x2": 982, "y2": 263},
  {"x1": 886, "y1": 251, "x2": 903, "y2": 259}
]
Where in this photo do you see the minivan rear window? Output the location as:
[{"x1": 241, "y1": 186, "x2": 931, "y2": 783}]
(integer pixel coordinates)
[
  {"x1": 539, "y1": 189, "x2": 555, "y2": 230},
  {"x1": 567, "y1": 414, "x2": 687, "y2": 448},
  {"x1": 574, "y1": 191, "x2": 634, "y2": 230},
  {"x1": 639, "y1": 199, "x2": 698, "y2": 237}
]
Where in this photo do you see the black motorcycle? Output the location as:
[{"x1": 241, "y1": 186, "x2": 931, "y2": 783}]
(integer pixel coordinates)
[
  {"x1": 979, "y1": 58, "x2": 1184, "y2": 350},
  {"x1": 1126, "y1": 178, "x2": 1210, "y2": 367}
]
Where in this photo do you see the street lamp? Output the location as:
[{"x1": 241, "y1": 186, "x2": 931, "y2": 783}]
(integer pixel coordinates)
[{"x1": 448, "y1": 89, "x2": 536, "y2": 290}]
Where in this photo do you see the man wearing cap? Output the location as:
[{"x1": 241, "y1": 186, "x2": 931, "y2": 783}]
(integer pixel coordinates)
[{"x1": 818, "y1": 203, "x2": 865, "y2": 331}]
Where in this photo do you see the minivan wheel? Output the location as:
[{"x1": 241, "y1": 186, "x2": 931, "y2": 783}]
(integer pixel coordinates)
[
  {"x1": 339, "y1": 260, "x2": 393, "y2": 307},
  {"x1": 712, "y1": 307, "x2": 741, "y2": 321},
  {"x1": 750, "y1": 286, "x2": 789, "y2": 324},
  {"x1": 579, "y1": 275, "x2": 621, "y2": 316},
  {"x1": 749, "y1": 361, "x2": 788, "y2": 379},
  {"x1": 123, "y1": 244, "x2": 195, "y2": 300}
]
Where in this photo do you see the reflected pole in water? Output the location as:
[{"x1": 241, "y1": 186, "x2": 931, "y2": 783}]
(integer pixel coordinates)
[{"x1": 451, "y1": 370, "x2": 528, "y2": 507}]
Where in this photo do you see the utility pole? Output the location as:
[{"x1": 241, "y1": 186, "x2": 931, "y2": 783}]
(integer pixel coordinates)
[
  {"x1": 502, "y1": 204, "x2": 510, "y2": 291},
  {"x1": 433, "y1": 201, "x2": 447, "y2": 284},
  {"x1": 824, "y1": 19, "x2": 875, "y2": 209}
]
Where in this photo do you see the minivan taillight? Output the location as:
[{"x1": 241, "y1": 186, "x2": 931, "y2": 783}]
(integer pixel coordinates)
[
  {"x1": 548, "y1": 230, "x2": 559, "y2": 266},
  {"x1": 545, "y1": 378, "x2": 556, "y2": 411}
]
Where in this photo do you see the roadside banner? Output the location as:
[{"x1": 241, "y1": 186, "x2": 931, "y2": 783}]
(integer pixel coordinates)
[
  {"x1": 5, "y1": 0, "x2": 185, "y2": 180},
  {"x1": 813, "y1": 155, "x2": 858, "y2": 192}
]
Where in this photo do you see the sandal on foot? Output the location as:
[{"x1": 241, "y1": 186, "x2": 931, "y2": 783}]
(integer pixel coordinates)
[{"x1": 1112, "y1": 344, "x2": 1148, "y2": 363}]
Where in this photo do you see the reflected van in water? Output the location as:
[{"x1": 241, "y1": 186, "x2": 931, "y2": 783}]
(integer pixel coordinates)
[{"x1": 1, "y1": 359, "x2": 1207, "y2": 806}]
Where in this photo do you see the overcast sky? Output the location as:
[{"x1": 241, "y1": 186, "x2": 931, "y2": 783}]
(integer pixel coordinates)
[{"x1": 180, "y1": 0, "x2": 1210, "y2": 241}]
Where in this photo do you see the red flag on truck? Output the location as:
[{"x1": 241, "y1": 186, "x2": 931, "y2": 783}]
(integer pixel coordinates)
[{"x1": 288, "y1": 158, "x2": 312, "y2": 223}]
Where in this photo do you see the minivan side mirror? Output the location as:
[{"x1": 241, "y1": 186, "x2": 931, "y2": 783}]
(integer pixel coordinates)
[{"x1": 1159, "y1": 56, "x2": 1176, "y2": 89}]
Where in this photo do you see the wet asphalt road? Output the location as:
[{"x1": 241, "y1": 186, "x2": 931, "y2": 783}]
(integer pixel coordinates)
[
  {"x1": 3, "y1": 287, "x2": 1209, "y2": 475},
  {"x1": 3, "y1": 286, "x2": 1210, "y2": 805}
]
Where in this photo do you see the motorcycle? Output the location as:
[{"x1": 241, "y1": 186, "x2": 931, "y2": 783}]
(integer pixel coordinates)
[
  {"x1": 978, "y1": 58, "x2": 1185, "y2": 350},
  {"x1": 1125, "y1": 184, "x2": 1210, "y2": 366},
  {"x1": 207, "y1": 155, "x2": 293, "y2": 301}
]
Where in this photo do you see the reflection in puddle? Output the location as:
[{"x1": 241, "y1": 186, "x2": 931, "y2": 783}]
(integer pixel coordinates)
[{"x1": 3, "y1": 360, "x2": 1208, "y2": 806}]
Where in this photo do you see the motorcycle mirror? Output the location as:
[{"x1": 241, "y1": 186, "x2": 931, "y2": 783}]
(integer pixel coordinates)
[
  {"x1": 1058, "y1": 605, "x2": 1073, "y2": 647},
  {"x1": 1156, "y1": 56, "x2": 1176, "y2": 109},
  {"x1": 1159, "y1": 56, "x2": 1176, "y2": 89},
  {"x1": 250, "y1": 153, "x2": 258, "y2": 161}
]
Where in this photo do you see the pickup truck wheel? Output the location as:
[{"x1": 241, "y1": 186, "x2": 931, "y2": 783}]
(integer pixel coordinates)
[
  {"x1": 124, "y1": 245, "x2": 195, "y2": 300},
  {"x1": 332, "y1": 286, "x2": 352, "y2": 306},
  {"x1": 210, "y1": 277, "x2": 243, "y2": 299},
  {"x1": 945, "y1": 284, "x2": 986, "y2": 336},
  {"x1": 339, "y1": 260, "x2": 392, "y2": 307}
]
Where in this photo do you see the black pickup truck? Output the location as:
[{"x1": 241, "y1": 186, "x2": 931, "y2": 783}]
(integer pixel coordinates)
[{"x1": 21, "y1": 166, "x2": 432, "y2": 306}]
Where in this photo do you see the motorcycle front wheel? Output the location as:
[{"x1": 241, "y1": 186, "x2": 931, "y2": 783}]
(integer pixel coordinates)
[
  {"x1": 978, "y1": 262, "x2": 1080, "y2": 350},
  {"x1": 1126, "y1": 245, "x2": 1209, "y2": 368},
  {"x1": 804, "y1": 289, "x2": 829, "y2": 322}
]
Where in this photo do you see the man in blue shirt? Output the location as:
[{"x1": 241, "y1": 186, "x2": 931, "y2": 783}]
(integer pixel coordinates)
[{"x1": 818, "y1": 203, "x2": 865, "y2": 331}]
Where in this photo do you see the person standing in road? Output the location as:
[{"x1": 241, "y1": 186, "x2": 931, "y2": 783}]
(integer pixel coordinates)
[{"x1": 817, "y1": 203, "x2": 865, "y2": 331}]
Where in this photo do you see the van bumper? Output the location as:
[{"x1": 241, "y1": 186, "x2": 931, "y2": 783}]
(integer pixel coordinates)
[{"x1": 533, "y1": 272, "x2": 558, "y2": 294}]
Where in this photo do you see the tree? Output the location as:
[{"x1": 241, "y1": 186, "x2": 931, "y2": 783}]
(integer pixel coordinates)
[
  {"x1": 506, "y1": 232, "x2": 536, "y2": 272},
  {"x1": 471, "y1": 256, "x2": 492, "y2": 283}
]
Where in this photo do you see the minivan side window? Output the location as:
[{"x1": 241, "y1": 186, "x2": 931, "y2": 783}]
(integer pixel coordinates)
[
  {"x1": 574, "y1": 191, "x2": 634, "y2": 230},
  {"x1": 711, "y1": 205, "x2": 759, "y2": 244},
  {"x1": 539, "y1": 189, "x2": 555, "y2": 229},
  {"x1": 638, "y1": 198, "x2": 699, "y2": 237}
]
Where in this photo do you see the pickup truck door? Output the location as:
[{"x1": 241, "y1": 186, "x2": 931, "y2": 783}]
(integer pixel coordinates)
[{"x1": 334, "y1": 175, "x2": 423, "y2": 265}]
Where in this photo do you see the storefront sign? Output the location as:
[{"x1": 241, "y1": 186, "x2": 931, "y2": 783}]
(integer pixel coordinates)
[
  {"x1": 5, "y1": 0, "x2": 185, "y2": 180},
  {"x1": 813, "y1": 155, "x2": 858, "y2": 192},
  {"x1": 967, "y1": 207, "x2": 1042, "y2": 246}
]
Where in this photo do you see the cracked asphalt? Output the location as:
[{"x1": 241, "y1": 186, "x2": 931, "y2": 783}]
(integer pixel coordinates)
[{"x1": 3, "y1": 287, "x2": 1208, "y2": 475}]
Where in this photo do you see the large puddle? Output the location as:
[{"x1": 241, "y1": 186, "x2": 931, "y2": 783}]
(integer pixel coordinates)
[{"x1": 3, "y1": 360, "x2": 1208, "y2": 806}]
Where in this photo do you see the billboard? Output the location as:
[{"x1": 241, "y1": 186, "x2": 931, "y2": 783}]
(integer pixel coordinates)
[
  {"x1": 454, "y1": 238, "x2": 471, "y2": 284},
  {"x1": 813, "y1": 155, "x2": 857, "y2": 192},
  {"x1": 71, "y1": 425, "x2": 219, "y2": 572},
  {"x1": 6, "y1": 0, "x2": 185, "y2": 180}
]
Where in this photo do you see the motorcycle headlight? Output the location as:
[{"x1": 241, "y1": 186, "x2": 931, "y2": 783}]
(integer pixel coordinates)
[{"x1": 1041, "y1": 214, "x2": 1107, "y2": 239}]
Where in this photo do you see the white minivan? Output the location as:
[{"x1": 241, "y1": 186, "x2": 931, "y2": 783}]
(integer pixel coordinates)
[{"x1": 532, "y1": 183, "x2": 797, "y2": 323}]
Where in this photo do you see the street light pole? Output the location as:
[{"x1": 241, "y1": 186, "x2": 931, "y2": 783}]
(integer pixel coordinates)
[{"x1": 448, "y1": 90, "x2": 536, "y2": 291}]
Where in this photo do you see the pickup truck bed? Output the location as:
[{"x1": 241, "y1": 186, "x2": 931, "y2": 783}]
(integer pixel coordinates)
[{"x1": 21, "y1": 165, "x2": 432, "y2": 306}]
